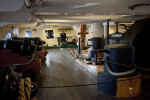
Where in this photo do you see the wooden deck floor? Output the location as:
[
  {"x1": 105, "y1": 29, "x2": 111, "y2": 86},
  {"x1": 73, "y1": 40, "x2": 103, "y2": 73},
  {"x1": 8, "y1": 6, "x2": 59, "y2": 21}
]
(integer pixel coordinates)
[{"x1": 35, "y1": 48, "x2": 150, "y2": 100}]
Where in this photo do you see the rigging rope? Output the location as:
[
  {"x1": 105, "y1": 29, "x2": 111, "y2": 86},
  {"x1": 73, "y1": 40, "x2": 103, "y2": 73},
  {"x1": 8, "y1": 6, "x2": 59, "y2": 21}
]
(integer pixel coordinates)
[
  {"x1": 38, "y1": 74, "x2": 150, "y2": 89},
  {"x1": 11, "y1": 45, "x2": 37, "y2": 69}
]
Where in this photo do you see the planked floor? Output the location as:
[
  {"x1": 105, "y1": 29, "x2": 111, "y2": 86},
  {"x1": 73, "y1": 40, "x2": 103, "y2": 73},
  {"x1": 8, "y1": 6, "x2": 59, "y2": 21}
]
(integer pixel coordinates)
[{"x1": 35, "y1": 48, "x2": 150, "y2": 100}]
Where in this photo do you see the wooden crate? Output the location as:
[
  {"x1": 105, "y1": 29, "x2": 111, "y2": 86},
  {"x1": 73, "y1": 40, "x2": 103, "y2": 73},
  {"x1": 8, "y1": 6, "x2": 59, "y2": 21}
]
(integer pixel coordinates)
[{"x1": 116, "y1": 73, "x2": 141, "y2": 98}]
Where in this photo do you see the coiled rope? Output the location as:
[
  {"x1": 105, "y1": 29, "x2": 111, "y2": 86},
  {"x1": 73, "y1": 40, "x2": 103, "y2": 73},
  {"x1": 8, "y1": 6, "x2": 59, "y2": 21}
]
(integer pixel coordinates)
[{"x1": 18, "y1": 77, "x2": 31, "y2": 100}]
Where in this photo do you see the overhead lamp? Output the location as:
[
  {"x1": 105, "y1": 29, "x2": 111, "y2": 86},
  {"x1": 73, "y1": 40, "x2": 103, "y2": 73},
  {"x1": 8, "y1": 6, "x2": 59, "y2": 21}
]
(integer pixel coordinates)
[{"x1": 73, "y1": 3, "x2": 100, "y2": 9}]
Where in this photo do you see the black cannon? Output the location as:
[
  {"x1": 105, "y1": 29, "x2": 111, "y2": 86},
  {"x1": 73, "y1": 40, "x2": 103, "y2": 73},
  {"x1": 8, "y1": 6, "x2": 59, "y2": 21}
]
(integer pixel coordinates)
[
  {"x1": 0, "y1": 40, "x2": 35, "y2": 55},
  {"x1": 11, "y1": 37, "x2": 46, "y2": 45}
]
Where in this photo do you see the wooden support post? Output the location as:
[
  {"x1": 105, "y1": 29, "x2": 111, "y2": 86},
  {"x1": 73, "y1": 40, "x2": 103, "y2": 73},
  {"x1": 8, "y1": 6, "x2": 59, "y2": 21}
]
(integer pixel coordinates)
[{"x1": 78, "y1": 24, "x2": 88, "y2": 50}]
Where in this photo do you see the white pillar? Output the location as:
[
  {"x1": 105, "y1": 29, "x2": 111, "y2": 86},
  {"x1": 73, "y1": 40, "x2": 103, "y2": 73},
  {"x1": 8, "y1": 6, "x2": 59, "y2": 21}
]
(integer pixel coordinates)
[{"x1": 93, "y1": 23, "x2": 104, "y2": 38}]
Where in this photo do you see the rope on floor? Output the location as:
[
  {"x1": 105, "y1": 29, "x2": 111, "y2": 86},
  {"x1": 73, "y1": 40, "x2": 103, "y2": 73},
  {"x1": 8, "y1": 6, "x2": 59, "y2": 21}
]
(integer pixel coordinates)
[
  {"x1": 67, "y1": 48, "x2": 83, "y2": 59},
  {"x1": 38, "y1": 74, "x2": 150, "y2": 89}
]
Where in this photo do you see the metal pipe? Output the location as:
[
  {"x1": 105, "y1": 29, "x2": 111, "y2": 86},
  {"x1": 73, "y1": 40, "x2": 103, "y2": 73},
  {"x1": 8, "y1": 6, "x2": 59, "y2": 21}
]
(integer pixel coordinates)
[
  {"x1": 78, "y1": 38, "x2": 81, "y2": 53},
  {"x1": 116, "y1": 22, "x2": 118, "y2": 33},
  {"x1": 107, "y1": 19, "x2": 111, "y2": 45}
]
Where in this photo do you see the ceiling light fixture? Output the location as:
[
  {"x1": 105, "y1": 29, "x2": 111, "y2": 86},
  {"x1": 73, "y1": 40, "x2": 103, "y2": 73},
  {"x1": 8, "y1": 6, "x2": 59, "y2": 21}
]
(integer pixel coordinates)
[{"x1": 73, "y1": 3, "x2": 100, "y2": 9}]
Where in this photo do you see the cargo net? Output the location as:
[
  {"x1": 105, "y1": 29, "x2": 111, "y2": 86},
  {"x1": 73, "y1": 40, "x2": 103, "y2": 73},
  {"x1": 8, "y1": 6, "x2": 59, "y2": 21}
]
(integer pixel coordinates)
[{"x1": 67, "y1": 48, "x2": 83, "y2": 59}]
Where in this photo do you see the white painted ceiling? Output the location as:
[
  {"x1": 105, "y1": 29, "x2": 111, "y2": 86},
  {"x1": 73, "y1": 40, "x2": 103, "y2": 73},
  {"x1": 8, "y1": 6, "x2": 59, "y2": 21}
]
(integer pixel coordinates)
[
  {"x1": 35, "y1": 0, "x2": 150, "y2": 14},
  {"x1": 0, "y1": 0, "x2": 150, "y2": 26}
]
